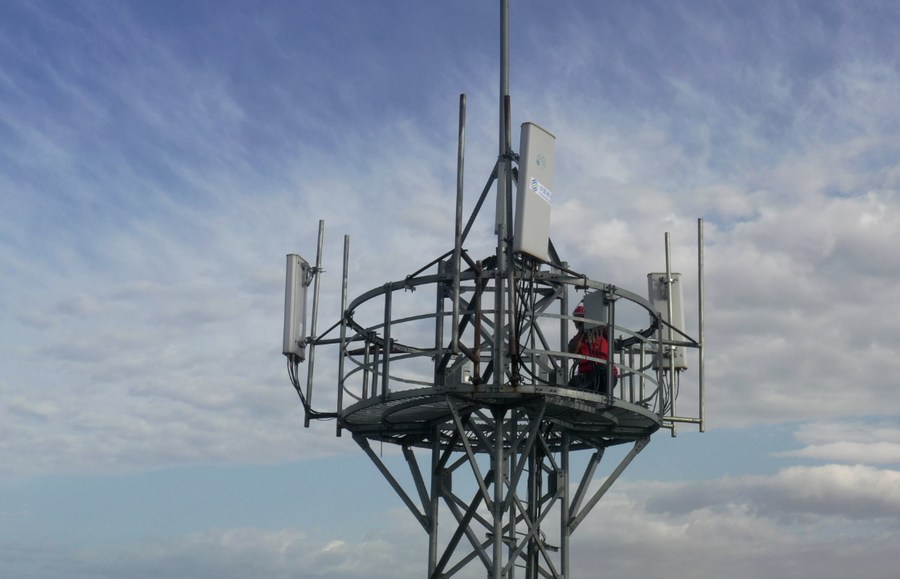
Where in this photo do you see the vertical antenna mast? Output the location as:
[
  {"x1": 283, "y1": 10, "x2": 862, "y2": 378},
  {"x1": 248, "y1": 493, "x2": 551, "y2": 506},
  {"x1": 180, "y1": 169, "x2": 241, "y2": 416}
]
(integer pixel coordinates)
[
  {"x1": 497, "y1": 0, "x2": 510, "y2": 236},
  {"x1": 493, "y1": 0, "x2": 512, "y2": 389}
]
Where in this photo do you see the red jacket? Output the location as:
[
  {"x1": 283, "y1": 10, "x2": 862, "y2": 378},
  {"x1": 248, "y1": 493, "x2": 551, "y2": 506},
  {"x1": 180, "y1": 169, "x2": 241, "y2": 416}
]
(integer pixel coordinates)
[{"x1": 575, "y1": 331, "x2": 617, "y2": 375}]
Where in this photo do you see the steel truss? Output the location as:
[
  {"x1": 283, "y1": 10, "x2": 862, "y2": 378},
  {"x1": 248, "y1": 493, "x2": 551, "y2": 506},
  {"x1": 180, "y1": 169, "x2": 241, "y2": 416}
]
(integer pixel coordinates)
[{"x1": 355, "y1": 395, "x2": 650, "y2": 578}]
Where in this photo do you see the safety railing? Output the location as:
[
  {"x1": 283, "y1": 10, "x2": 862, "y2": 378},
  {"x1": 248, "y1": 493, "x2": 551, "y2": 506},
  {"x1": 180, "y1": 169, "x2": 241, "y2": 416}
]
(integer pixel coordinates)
[{"x1": 331, "y1": 262, "x2": 701, "y2": 430}]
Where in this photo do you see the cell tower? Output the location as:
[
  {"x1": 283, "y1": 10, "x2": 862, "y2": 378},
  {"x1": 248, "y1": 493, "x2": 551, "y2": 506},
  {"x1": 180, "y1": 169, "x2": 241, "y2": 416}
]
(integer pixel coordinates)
[{"x1": 282, "y1": 2, "x2": 705, "y2": 577}]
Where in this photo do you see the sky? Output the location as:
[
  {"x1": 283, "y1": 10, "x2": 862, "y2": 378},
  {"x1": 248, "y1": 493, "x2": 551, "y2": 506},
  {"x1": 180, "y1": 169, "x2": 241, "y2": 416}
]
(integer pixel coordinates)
[{"x1": 1, "y1": 0, "x2": 899, "y2": 577}]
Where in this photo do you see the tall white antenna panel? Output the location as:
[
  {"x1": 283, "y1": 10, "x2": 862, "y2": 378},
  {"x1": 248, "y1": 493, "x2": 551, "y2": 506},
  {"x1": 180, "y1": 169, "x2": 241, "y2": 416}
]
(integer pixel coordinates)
[
  {"x1": 648, "y1": 272, "x2": 687, "y2": 369},
  {"x1": 513, "y1": 122, "x2": 555, "y2": 260},
  {"x1": 283, "y1": 254, "x2": 311, "y2": 360}
]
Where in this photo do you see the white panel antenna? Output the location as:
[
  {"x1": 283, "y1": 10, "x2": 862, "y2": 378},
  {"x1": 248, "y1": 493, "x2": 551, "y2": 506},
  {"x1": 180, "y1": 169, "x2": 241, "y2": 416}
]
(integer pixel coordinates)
[
  {"x1": 283, "y1": 254, "x2": 312, "y2": 360},
  {"x1": 513, "y1": 122, "x2": 555, "y2": 260},
  {"x1": 648, "y1": 272, "x2": 687, "y2": 369}
]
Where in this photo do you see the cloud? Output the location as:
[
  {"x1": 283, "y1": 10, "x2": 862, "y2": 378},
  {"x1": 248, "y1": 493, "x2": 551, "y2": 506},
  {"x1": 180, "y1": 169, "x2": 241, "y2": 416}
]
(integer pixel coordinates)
[
  {"x1": 777, "y1": 442, "x2": 900, "y2": 465},
  {"x1": 8, "y1": 463, "x2": 900, "y2": 579},
  {"x1": 563, "y1": 459, "x2": 900, "y2": 578},
  {"x1": 0, "y1": 0, "x2": 476, "y2": 478},
  {"x1": 81, "y1": 527, "x2": 420, "y2": 579},
  {"x1": 641, "y1": 464, "x2": 900, "y2": 522},
  {"x1": 773, "y1": 419, "x2": 900, "y2": 465}
]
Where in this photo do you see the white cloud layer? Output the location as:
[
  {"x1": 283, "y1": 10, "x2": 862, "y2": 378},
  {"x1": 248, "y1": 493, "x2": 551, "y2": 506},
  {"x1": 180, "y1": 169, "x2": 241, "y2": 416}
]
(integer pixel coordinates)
[
  {"x1": 774, "y1": 420, "x2": 900, "y2": 464},
  {"x1": 5, "y1": 464, "x2": 898, "y2": 579}
]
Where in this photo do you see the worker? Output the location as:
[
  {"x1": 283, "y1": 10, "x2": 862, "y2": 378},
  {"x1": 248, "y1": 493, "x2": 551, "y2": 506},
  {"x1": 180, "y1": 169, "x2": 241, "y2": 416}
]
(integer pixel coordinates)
[{"x1": 567, "y1": 303, "x2": 618, "y2": 393}]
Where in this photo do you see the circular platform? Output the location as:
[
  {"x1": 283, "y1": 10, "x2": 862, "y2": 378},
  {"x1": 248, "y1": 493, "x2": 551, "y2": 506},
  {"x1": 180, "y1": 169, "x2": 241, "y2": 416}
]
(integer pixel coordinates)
[{"x1": 340, "y1": 385, "x2": 661, "y2": 452}]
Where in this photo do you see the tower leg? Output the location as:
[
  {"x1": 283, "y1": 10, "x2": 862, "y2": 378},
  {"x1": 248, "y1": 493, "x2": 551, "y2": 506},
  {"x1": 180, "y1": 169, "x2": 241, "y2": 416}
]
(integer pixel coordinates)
[
  {"x1": 428, "y1": 425, "x2": 441, "y2": 576},
  {"x1": 492, "y1": 407, "x2": 505, "y2": 579},
  {"x1": 560, "y1": 433, "x2": 570, "y2": 577}
]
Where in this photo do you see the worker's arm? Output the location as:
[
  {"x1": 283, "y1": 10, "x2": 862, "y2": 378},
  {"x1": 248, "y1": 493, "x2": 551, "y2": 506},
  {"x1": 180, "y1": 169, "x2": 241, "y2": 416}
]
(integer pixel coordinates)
[
  {"x1": 615, "y1": 315, "x2": 660, "y2": 349},
  {"x1": 568, "y1": 328, "x2": 585, "y2": 353}
]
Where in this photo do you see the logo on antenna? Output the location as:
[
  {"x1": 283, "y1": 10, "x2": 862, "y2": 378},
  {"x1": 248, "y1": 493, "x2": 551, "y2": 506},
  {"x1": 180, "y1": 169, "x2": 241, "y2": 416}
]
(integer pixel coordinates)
[
  {"x1": 536, "y1": 154, "x2": 546, "y2": 169},
  {"x1": 530, "y1": 177, "x2": 552, "y2": 204}
]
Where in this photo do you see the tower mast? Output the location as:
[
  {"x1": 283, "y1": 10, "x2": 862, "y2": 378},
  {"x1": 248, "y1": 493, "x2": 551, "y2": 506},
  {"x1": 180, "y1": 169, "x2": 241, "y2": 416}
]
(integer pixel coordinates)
[{"x1": 282, "y1": 2, "x2": 707, "y2": 576}]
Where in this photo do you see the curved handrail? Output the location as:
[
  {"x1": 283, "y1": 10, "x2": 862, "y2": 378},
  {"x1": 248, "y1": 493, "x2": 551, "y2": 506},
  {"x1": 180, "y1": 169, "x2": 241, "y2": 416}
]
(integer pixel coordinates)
[{"x1": 334, "y1": 258, "x2": 694, "y2": 425}]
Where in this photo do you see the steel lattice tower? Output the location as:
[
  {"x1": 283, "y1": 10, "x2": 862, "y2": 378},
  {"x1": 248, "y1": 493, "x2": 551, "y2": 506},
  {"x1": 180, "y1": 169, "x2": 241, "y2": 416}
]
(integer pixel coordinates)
[{"x1": 283, "y1": 2, "x2": 705, "y2": 577}]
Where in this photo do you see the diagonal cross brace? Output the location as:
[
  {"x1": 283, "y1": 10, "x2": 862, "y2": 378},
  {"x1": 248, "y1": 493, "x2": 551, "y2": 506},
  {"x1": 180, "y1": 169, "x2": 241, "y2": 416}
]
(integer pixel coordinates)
[
  {"x1": 355, "y1": 434, "x2": 429, "y2": 531},
  {"x1": 570, "y1": 437, "x2": 650, "y2": 531}
]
